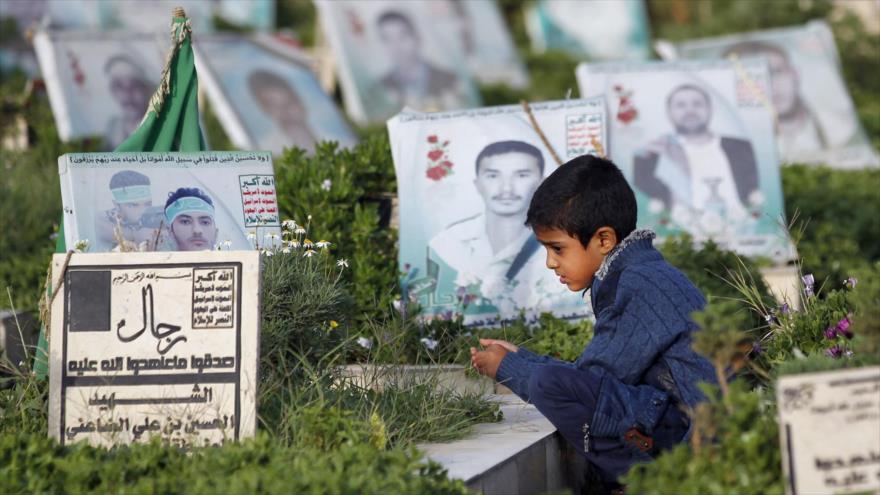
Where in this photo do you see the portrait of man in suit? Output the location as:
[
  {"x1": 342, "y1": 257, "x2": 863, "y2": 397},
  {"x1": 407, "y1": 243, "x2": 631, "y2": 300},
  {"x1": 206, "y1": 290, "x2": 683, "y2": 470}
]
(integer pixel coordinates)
[{"x1": 633, "y1": 83, "x2": 759, "y2": 220}]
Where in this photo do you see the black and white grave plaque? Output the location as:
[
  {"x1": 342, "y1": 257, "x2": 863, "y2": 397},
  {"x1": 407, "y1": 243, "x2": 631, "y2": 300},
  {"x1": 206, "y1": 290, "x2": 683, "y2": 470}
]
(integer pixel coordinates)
[
  {"x1": 48, "y1": 251, "x2": 260, "y2": 448},
  {"x1": 777, "y1": 366, "x2": 880, "y2": 495}
]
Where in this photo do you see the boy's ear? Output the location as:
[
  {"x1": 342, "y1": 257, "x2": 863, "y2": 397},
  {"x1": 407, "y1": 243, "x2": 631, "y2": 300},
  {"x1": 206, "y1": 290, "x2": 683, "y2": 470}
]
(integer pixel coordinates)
[{"x1": 595, "y1": 226, "x2": 618, "y2": 255}]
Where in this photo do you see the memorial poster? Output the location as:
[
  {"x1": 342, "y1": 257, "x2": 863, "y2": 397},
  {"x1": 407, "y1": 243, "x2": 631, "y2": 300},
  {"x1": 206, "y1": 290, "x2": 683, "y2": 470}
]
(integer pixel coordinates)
[
  {"x1": 430, "y1": 0, "x2": 528, "y2": 88},
  {"x1": 777, "y1": 367, "x2": 880, "y2": 495},
  {"x1": 195, "y1": 35, "x2": 357, "y2": 155},
  {"x1": 525, "y1": 0, "x2": 652, "y2": 61},
  {"x1": 48, "y1": 251, "x2": 261, "y2": 448},
  {"x1": 58, "y1": 152, "x2": 282, "y2": 253},
  {"x1": 33, "y1": 30, "x2": 165, "y2": 150},
  {"x1": 315, "y1": 0, "x2": 481, "y2": 124},
  {"x1": 387, "y1": 98, "x2": 607, "y2": 325},
  {"x1": 20, "y1": 0, "x2": 274, "y2": 33},
  {"x1": 658, "y1": 20, "x2": 879, "y2": 168},
  {"x1": 577, "y1": 59, "x2": 795, "y2": 261}
]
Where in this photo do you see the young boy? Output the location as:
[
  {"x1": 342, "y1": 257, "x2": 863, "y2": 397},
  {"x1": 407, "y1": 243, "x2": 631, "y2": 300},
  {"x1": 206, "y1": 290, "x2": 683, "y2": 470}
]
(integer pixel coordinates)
[{"x1": 471, "y1": 155, "x2": 717, "y2": 491}]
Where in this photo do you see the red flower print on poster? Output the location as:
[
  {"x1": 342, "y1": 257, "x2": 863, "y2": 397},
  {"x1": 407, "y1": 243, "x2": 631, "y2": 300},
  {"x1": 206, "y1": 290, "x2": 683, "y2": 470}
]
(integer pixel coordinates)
[{"x1": 424, "y1": 134, "x2": 455, "y2": 181}]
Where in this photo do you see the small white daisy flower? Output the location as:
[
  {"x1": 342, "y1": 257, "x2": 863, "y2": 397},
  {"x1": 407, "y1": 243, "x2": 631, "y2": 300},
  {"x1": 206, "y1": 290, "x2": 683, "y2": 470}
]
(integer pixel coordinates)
[
  {"x1": 420, "y1": 337, "x2": 439, "y2": 351},
  {"x1": 336, "y1": 259, "x2": 349, "y2": 268},
  {"x1": 321, "y1": 179, "x2": 332, "y2": 191},
  {"x1": 315, "y1": 240, "x2": 331, "y2": 248},
  {"x1": 303, "y1": 249, "x2": 317, "y2": 258}
]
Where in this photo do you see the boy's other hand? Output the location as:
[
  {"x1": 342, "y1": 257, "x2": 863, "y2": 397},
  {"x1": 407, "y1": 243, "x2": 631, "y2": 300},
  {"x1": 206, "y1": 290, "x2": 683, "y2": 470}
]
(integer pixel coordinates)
[
  {"x1": 470, "y1": 344, "x2": 508, "y2": 379},
  {"x1": 478, "y1": 339, "x2": 518, "y2": 353}
]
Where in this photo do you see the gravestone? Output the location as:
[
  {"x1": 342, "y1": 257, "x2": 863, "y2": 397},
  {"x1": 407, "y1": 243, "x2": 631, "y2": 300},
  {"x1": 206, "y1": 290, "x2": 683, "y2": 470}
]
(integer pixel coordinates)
[
  {"x1": 777, "y1": 366, "x2": 880, "y2": 495},
  {"x1": 48, "y1": 251, "x2": 260, "y2": 448}
]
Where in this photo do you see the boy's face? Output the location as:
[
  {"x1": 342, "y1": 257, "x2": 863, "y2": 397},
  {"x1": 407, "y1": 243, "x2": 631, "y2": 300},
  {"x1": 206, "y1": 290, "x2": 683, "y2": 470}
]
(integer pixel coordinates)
[
  {"x1": 116, "y1": 200, "x2": 151, "y2": 223},
  {"x1": 534, "y1": 225, "x2": 618, "y2": 292}
]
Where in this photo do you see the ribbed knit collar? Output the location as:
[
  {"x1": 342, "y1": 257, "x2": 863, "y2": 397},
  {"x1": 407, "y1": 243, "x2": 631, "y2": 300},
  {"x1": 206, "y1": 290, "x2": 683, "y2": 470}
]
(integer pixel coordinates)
[{"x1": 595, "y1": 229, "x2": 657, "y2": 281}]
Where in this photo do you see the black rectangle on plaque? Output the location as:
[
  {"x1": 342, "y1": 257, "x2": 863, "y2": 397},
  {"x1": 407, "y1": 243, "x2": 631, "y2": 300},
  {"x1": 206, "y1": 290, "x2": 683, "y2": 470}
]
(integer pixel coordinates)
[{"x1": 67, "y1": 270, "x2": 111, "y2": 332}]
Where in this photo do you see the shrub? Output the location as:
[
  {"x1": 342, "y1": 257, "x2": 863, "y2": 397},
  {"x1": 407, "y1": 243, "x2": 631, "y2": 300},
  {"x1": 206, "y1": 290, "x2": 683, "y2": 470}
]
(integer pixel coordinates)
[
  {"x1": 782, "y1": 165, "x2": 880, "y2": 289},
  {"x1": 624, "y1": 380, "x2": 783, "y2": 495},
  {"x1": 272, "y1": 139, "x2": 399, "y2": 325},
  {"x1": 0, "y1": 431, "x2": 471, "y2": 495},
  {"x1": 259, "y1": 226, "x2": 354, "y2": 371}
]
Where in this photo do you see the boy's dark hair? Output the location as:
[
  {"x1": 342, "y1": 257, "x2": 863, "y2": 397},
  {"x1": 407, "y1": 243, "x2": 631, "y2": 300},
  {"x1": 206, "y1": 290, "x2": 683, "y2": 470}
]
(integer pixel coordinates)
[
  {"x1": 526, "y1": 155, "x2": 637, "y2": 246},
  {"x1": 475, "y1": 140, "x2": 545, "y2": 175},
  {"x1": 109, "y1": 170, "x2": 150, "y2": 189},
  {"x1": 164, "y1": 187, "x2": 214, "y2": 210}
]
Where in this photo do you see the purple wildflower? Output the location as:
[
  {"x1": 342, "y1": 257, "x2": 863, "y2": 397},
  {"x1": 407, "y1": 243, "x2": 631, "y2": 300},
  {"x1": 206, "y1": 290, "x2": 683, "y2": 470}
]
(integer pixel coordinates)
[
  {"x1": 779, "y1": 302, "x2": 791, "y2": 315},
  {"x1": 802, "y1": 274, "x2": 815, "y2": 297},
  {"x1": 824, "y1": 326, "x2": 838, "y2": 340},
  {"x1": 844, "y1": 277, "x2": 858, "y2": 289},
  {"x1": 751, "y1": 341, "x2": 763, "y2": 355},
  {"x1": 835, "y1": 316, "x2": 853, "y2": 339},
  {"x1": 825, "y1": 345, "x2": 843, "y2": 359},
  {"x1": 764, "y1": 311, "x2": 778, "y2": 325}
]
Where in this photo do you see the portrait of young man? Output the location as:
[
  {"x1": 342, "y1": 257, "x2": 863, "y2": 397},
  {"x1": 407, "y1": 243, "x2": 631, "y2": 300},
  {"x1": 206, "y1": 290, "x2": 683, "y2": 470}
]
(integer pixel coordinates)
[
  {"x1": 164, "y1": 187, "x2": 219, "y2": 252},
  {"x1": 373, "y1": 10, "x2": 460, "y2": 112},
  {"x1": 428, "y1": 140, "x2": 564, "y2": 312}
]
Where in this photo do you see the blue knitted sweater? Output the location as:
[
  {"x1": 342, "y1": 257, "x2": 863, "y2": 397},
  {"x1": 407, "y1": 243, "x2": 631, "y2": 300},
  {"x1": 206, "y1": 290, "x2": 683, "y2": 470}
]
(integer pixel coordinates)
[{"x1": 495, "y1": 230, "x2": 717, "y2": 439}]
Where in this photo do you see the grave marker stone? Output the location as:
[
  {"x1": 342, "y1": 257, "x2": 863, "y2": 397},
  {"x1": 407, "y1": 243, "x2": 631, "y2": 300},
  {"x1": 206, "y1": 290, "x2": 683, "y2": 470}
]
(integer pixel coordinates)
[
  {"x1": 777, "y1": 366, "x2": 880, "y2": 495},
  {"x1": 48, "y1": 251, "x2": 260, "y2": 448}
]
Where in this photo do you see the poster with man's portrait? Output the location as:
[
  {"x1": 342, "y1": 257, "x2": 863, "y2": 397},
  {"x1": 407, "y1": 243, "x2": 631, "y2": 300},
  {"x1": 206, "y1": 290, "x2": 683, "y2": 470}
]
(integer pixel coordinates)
[
  {"x1": 525, "y1": 0, "x2": 652, "y2": 61},
  {"x1": 316, "y1": 0, "x2": 481, "y2": 124},
  {"x1": 657, "y1": 21, "x2": 879, "y2": 168},
  {"x1": 59, "y1": 152, "x2": 282, "y2": 253},
  {"x1": 195, "y1": 35, "x2": 357, "y2": 155},
  {"x1": 430, "y1": 0, "x2": 528, "y2": 89},
  {"x1": 33, "y1": 30, "x2": 164, "y2": 150},
  {"x1": 577, "y1": 59, "x2": 795, "y2": 262},
  {"x1": 388, "y1": 98, "x2": 608, "y2": 326}
]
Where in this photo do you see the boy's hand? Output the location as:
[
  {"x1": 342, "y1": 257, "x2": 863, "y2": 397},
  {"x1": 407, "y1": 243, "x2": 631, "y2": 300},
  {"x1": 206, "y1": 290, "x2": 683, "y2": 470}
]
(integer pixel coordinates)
[
  {"x1": 477, "y1": 339, "x2": 518, "y2": 353},
  {"x1": 470, "y1": 344, "x2": 509, "y2": 380}
]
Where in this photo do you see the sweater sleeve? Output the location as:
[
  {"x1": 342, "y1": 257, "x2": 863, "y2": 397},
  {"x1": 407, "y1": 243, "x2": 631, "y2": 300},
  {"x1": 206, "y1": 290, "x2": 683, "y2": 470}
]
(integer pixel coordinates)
[{"x1": 495, "y1": 348, "x2": 573, "y2": 402}]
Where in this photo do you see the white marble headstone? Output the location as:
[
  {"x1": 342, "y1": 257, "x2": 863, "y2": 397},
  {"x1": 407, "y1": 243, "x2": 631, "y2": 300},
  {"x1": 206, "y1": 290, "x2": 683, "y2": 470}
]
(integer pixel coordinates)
[
  {"x1": 777, "y1": 366, "x2": 880, "y2": 495},
  {"x1": 48, "y1": 251, "x2": 260, "y2": 448}
]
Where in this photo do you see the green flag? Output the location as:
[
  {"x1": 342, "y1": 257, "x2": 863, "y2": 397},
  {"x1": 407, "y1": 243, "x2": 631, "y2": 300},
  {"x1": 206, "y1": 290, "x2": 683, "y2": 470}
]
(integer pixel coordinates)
[{"x1": 34, "y1": 11, "x2": 206, "y2": 376}]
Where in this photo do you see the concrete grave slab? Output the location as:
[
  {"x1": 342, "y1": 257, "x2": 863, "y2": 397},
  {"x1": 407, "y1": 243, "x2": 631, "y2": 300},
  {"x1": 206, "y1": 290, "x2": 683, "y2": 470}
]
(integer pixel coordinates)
[
  {"x1": 777, "y1": 366, "x2": 880, "y2": 495},
  {"x1": 48, "y1": 251, "x2": 260, "y2": 448}
]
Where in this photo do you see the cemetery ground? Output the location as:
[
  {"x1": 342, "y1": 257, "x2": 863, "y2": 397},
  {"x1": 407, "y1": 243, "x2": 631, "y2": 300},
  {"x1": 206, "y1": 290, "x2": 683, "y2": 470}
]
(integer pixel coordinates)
[
  {"x1": 3, "y1": 114, "x2": 879, "y2": 493},
  {"x1": 2, "y1": 2, "x2": 880, "y2": 493}
]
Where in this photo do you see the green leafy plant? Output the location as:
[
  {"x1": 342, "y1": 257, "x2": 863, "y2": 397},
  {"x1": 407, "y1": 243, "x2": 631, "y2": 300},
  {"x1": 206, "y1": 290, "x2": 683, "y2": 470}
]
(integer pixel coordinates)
[{"x1": 272, "y1": 139, "x2": 398, "y2": 325}]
